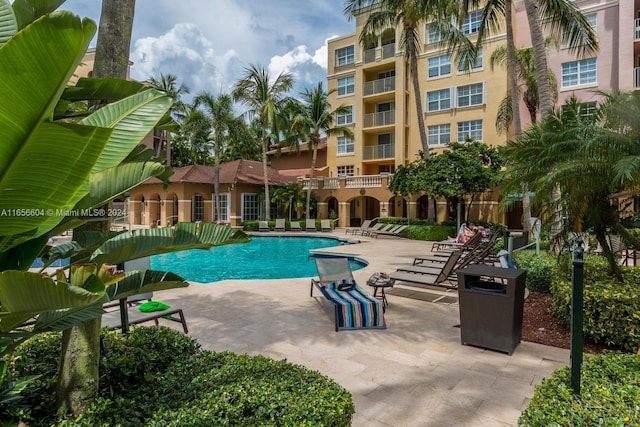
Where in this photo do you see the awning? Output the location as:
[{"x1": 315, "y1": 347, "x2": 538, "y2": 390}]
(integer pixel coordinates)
[{"x1": 506, "y1": 191, "x2": 535, "y2": 202}]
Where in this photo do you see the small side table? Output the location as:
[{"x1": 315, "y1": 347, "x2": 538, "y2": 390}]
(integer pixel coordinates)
[{"x1": 367, "y1": 273, "x2": 394, "y2": 309}]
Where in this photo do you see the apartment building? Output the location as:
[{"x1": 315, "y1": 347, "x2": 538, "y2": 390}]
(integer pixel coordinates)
[{"x1": 318, "y1": 5, "x2": 509, "y2": 227}]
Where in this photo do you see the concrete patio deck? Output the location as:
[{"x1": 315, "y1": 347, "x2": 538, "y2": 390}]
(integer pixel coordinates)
[{"x1": 153, "y1": 230, "x2": 569, "y2": 426}]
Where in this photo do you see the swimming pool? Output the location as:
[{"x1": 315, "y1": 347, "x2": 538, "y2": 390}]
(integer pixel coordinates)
[{"x1": 151, "y1": 235, "x2": 366, "y2": 283}]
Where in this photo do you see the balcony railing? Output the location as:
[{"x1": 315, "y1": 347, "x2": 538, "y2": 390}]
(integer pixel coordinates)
[
  {"x1": 299, "y1": 174, "x2": 393, "y2": 191},
  {"x1": 381, "y1": 43, "x2": 395, "y2": 59},
  {"x1": 635, "y1": 67, "x2": 640, "y2": 88},
  {"x1": 636, "y1": 19, "x2": 640, "y2": 40},
  {"x1": 363, "y1": 43, "x2": 395, "y2": 63},
  {"x1": 363, "y1": 76, "x2": 395, "y2": 96},
  {"x1": 364, "y1": 48, "x2": 376, "y2": 63},
  {"x1": 363, "y1": 110, "x2": 395, "y2": 128},
  {"x1": 363, "y1": 143, "x2": 395, "y2": 160}
]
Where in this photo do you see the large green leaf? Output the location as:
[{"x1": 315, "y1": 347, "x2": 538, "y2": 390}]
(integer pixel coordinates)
[
  {"x1": 0, "y1": 0, "x2": 17, "y2": 46},
  {"x1": 34, "y1": 305, "x2": 105, "y2": 332},
  {"x1": 75, "y1": 161, "x2": 168, "y2": 210},
  {"x1": 80, "y1": 89, "x2": 174, "y2": 174},
  {"x1": 106, "y1": 270, "x2": 188, "y2": 301},
  {"x1": 61, "y1": 77, "x2": 147, "y2": 102},
  {"x1": 90, "y1": 223, "x2": 251, "y2": 266},
  {"x1": 11, "y1": 0, "x2": 65, "y2": 30},
  {"x1": 0, "y1": 12, "x2": 108, "y2": 238}
]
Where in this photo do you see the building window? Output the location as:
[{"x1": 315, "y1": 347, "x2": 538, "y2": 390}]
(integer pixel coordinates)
[
  {"x1": 212, "y1": 192, "x2": 230, "y2": 223},
  {"x1": 337, "y1": 136, "x2": 354, "y2": 154},
  {"x1": 427, "y1": 23, "x2": 444, "y2": 44},
  {"x1": 335, "y1": 45, "x2": 355, "y2": 67},
  {"x1": 457, "y1": 82, "x2": 484, "y2": 107},
  {"x1": 461, "y1": 10, "x2": 482, "y2": 35},
  {"x1": 428, "y1": 124, "x2": 451, "y2": 146},
  {"x1": 336, "y1": 106, "x2": 354, "y2": 125},
  {"x1": 428, "y1": 55, "x2": 451, "y2": 78},
  {"x1": 427, "y1": 88, "x2": 452, "y2": 112},
  {"x1": 193, "y1": 194, "x2": 204, "y2": 222},
  {"x1": 337, "y1": 165, "x2": 354, "y2": 176},
  {"x1": 561, "y1": 58, "x2": 596, "y2": 87},
  {"x1": 241, "y1": 193, "x2": 260, "y2": 222},
  {"x1": 337, "y1": 76, "x2": 355, "y2": 96},
  {"x1": 586, "y1": 14, "x2": 597, "y2": 36},
  {"x1": 458, "y1": 48, "x2": 483, "y2": 72},
  {"x1": 457, "y1": 120, "x2": 483, "y2": 142}
]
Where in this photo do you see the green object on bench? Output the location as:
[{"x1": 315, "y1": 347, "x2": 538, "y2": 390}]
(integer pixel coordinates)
[{"x1": 139, "y1": 301, "x2": 170, "y2": 312}]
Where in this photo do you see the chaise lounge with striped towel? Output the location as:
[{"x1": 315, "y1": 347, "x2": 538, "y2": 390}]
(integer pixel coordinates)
[{"x1": 311, "y1": 257, "x2": 386, "y2": 331}]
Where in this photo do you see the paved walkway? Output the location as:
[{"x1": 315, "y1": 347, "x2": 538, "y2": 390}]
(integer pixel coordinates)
[{"x1": 155, "y1": 230, "x2": 569, "y2": 426}]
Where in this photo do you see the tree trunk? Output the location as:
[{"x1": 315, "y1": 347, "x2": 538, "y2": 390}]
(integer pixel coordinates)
[
  {"x1": 505, "y1": 0, "x2": 522, "y2": 135},
  {"x1": 406, "y1": 22, "x2": 429, "y2": 157},
  {"x1": 59, "y1": 0, "x2": 136, "y2": 416},
  {"x1": 306, "y1": 139, "x2": 318, "y2": 220},
  {"x1": 523, "y1": 0, "x2": 553, "y2": 118},
  {"x1": 214, "y1": 142, "x2": 221, "y2": 223},
  {"x1": 56, "y1": 318, "x2": 102, "y2": 415},
  {"x1": 261, "y1": 126, "x2": 271, "y2": 221}
]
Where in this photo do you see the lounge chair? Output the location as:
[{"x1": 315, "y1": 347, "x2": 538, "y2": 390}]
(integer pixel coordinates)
[
  {"x1": 360, "y1": 223, "x2": 385, "y2": 236},
  {"x1": 320, "y1": 219, "x2": 332, "y2": 232},
  {"x1": 305, "y1": 219, "x2": 317, "y2": 232},
  {"x1": 389, "y1": 250, "x2": 462, "y2": 289},
  {"x1": 274, "y1": 218, "x2": 286, "y2": 232},
  {"x1": 431, "y1": 231, "x2": 482, "y2": 252},
  {"x1": 345, "y1": 219, "x2": 374, "y2": 235},
  {"x1": 372, "y1": 224, "x2": 407, "y2": 238},
  {"x1": 258, "y1": 220, "x2": 270, "y2": 232},
  {"x1": 290, "y1": 221, "x2": 302, "y2": 231},
  {"x1": 311, "y1": 257, "x2": 386, "y2": 331}
]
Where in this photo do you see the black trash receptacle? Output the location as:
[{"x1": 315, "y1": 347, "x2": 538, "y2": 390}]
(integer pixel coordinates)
[{"x1": 457, "y1": 265, "x2": 527, "y2": 355}]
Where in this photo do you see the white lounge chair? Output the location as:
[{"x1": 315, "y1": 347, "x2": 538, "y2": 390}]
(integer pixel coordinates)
[
  {"x1": 258, "y1": 221, "x2": 270, "y2": 232},
  {"x1": 320, "y1": 219, "x2": 332, "y2": 232},
  {"x1": 305, "y1": 219, "x2": 317, "y2": 232},
  {"x1": 274, "y1": 218, "x2": 286, "y2": 232}
]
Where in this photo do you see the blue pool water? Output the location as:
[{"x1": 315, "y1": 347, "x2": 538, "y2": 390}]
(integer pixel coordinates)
[{"x1": 151, "y1": 236, "x2": 366, "y2": 283}]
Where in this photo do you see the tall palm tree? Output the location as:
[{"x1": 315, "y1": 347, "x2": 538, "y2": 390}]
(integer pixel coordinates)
[
  {"x1": 291, "y1": 83, "x2": 354, "y2": 220},
  {"x1": 233, "y1": 64, "x2": 293, "y2": 221},
  {"x1": 194, "y1": 92, "x2": 244, "y2": 223},
  {"x1": 343, "y1": 1, "x2": 473, "y2": 156},
  {"x1": 178, "y1": 103, "x2": 212, "y2": 165},
  {"x1": 148, "y1": 73, "x2": 190, "y2": 119}
]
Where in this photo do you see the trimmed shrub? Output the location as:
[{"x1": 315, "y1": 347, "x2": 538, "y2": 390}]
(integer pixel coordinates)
[
  {"x1": 551, "y1": 255, "x2": 640, "y2": 352},
  {"x1": 512, "y1": 250, "x2": 557, "y2": 293},
  {"x1": 519, "y1": 353, "x2": 640, "y2": 426},
  {"x1": 4, "y1": 327, "x2": 355, "y2": 426},
  {"x1": 402, "y1": 225, "x2": 456, "y2": 242}
]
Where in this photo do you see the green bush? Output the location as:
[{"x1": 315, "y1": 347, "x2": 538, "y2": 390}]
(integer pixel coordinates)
[
  {"x1": 551, "y1": 255, "x2": 640, "y2": 352},
  {"x1": 519, "y1": 353, "x2": 640, "y2": 426},
  {"x1": 512, "y1": 250, "x2": 557, "y2": 293},
  {"x1": 402, "y1": 225, "x2": 456, "y2": 241},
  {"x1": 3, "y1": 327, "x2": 355, "y2": 426}
]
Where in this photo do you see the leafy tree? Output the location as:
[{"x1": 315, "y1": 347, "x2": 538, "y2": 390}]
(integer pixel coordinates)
[
  {"x1": 344, "y1": 0, "x2": 475, "y2": 157},
  {"x1": 147, "y1": 73, "x2": 190, "y2": 119},
  {"x1": 222, "y1": 116, "x2": 262, "y2": 162},
  {"x1": 292, "y1": 83, "x2": 353, "y2": 220},
  {"x1": 176, "y1": 103, "x2": 212, "y2": 165},
  {"x1": 233, "y1": 64, "x2": 293, "y2": 220},
  {"x1": 501, "y1": 94, "x2": 640, "y2": 281},
  {"x1": 271, "y1": 183, "x2": 306, "y2": 220}
]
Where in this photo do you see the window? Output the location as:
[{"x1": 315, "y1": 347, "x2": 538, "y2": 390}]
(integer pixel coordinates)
[
  {"x1": 578, "y1": 102, "x2": 597, "y2": 118},
  {"x1": 427, "y1": 88, "x2": 452, "y2": 112},
  {"x1": 427, "y1": 23, "x2": 444, "y2": 44},
  {"x1": 457, "y1": 120, "x2": 483, "y2": 142},
  {"x1": 241, "y1": 193, "x2": 260, "y2": 222},
  {"x1": 461, "y1": 11, "x2": 482, "y2": 35},
  {"x1": 458, "y1": 48, "x2": 483, "y2": 72},
  {"x1": 337, "y1": 76, "x2": 354, "y2": 96},
  {"x1": 586, "y1": 14, "x2": 597, "y2": 36},
  {"x1": 212, "y1": 193, "x2": 230, "y2": 223},
  {"x1": 192, "y1": 194, "x2": 204, "y2": 222},
  {"x1": 337, "y1": 136, "x2": 354, "y2": 154},
  {"x1": 428, "y1": 124, "x2": 451, "y2": 146},
  {"x1": 335, "y1": 45, "x2": 355, "y2": 67},
  {"x1": 428, "y1": 55, "x2": 451, "y2": 78},
  {"x1": 336, "y1": 106, "x2": 354, "y2": 125},
  {"x1": 457, "y1": 82, "x2": 484, "y2": 107},
  {"x1": 561, "y1": 58, "x2": 596, "y2": 87},
  {"x1": 337, "y1": 165, "x2": 354, "y2": 176}
]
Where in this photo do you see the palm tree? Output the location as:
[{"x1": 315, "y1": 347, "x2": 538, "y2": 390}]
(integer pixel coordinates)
[
  {"x1": 147, "y1": 73, "x2": 190, "y2": 119},
  {"x1": 343, "y1": 1, "x2": 474, "y2": 156},
  {"x1": 177, "y1": 104, "x2": 212, "y2": 165},
  {"x1": 194, "y1": 92, "x2": 244, "y2": 223},
  {"x1": 291, "y1": 83, "x2": 354, "y2": 220},
  {"x1": 233, "y1": 64, "x2": 293, "y2": 221}
]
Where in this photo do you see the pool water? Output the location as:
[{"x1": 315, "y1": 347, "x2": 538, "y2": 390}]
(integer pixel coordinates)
[{"x1": 151, "y1": 236, "x2": 365, "y2": 283}]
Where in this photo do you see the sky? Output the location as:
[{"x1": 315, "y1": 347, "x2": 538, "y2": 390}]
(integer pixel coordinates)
[{"x1": 60, "y1": 0, "x2": 355, "y2": 102}]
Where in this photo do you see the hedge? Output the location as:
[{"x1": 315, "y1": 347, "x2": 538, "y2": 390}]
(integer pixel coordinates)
[
  {"x1": 512, "y1": 250, "x2": 557, "y2": 293},
  {"x1": 3, "y1": 327, "x2": 355, "y2": 426},
  {"x1": 519, "y1": 353, "x2": 640, "y2": 426}
]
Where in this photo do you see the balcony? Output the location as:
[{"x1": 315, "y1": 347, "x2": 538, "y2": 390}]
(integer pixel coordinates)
[
  {"x1": 363, "y1": 43, "x2": 396, "y2": 64},
  {"x1": 363, "y1": 110, "x2": 395, "y2": 128},
  {"x1": 299, "y1": 174, "x2": 393, "y2": 191},
  {"x1": 364, "y1": 48, "x2": 376, "y2": 63},
  {"x1": 363, "y1": 76, "x2": 395, "y2": 96},
  {"x1": 381, "y1": 43, "x2": 395, "y2": 59},
  {"x1": 363, "y1": 143, "x2": 395, "y2": 160}
]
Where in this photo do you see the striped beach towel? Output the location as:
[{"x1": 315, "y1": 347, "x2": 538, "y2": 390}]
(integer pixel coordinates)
[{"x1": 320, "y1": 280, "x2": 386, "y2": 330}]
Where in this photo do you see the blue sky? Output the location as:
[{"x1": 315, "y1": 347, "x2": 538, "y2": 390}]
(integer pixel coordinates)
[{"x1": 59, "y1": 0, "x2": 355, "y2": 102}]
